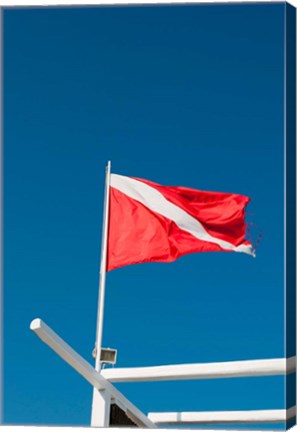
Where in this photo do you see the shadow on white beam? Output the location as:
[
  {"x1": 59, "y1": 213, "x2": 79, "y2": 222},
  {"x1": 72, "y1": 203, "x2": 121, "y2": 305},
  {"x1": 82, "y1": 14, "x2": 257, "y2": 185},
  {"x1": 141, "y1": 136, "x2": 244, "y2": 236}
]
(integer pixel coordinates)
[
  {"x1": 102, "y1": 357, "x2": 296, "y2": 383},
  {"x1": 30, "y1": 318, "x2": 156, "y2": 429},
  {"x1": 148, "y1": 407, "x2": 296, "y2": 425}
]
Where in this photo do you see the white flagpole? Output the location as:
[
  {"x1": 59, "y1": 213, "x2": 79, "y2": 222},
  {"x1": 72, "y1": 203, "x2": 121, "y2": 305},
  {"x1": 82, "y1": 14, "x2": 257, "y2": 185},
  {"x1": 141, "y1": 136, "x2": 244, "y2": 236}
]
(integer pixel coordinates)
[
  {"x1": 94, "y1": 160, "x2": 111, "y2": 371},
  {"x1": 91, "y1": 160, "x2": 111, "y2": 427}
]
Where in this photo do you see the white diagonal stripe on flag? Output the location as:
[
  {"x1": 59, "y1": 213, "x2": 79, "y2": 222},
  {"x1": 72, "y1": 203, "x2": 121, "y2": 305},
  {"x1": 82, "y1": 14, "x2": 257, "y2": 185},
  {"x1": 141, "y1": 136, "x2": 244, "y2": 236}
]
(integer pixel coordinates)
[{"x1": 110, "y1": 174, "x2": 254, "y2": 256}]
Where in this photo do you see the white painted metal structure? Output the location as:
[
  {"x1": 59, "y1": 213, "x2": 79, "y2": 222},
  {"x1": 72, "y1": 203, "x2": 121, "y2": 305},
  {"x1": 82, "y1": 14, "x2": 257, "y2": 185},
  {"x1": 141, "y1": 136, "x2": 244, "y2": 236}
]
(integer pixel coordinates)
[
  {"x1": 29, "y1": 161, "x2": 296, "y2": 429},
  {"x1": 148, "y1": 407, "x2": 297, "y2": 425},
  {"x1": 30, "y1": 318, "x2": 296, "y2": 428},
  {"x1": 30, "y1": 319, "x2": 156, "y2": 428},
  {"x1": 102, "y1": 356, "x2": 296, "y2": 382}
]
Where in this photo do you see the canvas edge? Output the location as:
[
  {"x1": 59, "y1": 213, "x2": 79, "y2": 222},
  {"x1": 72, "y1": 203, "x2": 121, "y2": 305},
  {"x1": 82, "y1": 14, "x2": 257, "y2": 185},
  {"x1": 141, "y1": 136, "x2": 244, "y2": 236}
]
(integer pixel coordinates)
[
  {"x1": 0, "y1": 0, "x2": 295, "y2": 9},
  {"x1": 0, "y1": 4, "x2": 3, "y2": 427},
  {"x1": 0, "y1": 2, "x2": 296, "y2": 432},
  {"x1": 285, "y1": 2, "x2": 297, "y2": 431}
]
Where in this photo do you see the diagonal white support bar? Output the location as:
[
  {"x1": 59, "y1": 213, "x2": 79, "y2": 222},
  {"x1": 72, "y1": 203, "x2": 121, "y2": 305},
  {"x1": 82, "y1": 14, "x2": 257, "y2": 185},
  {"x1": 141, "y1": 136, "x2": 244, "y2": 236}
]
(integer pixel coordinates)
[
  {"x1": 30, "y1": 318, "x2": 156, "y2": 429},
  {"x1": 102, "y1": 356, "x2": 296, "y2": 382},
  {"x1": 148, "y1": 406, "x2": 296, "y2": 425}
]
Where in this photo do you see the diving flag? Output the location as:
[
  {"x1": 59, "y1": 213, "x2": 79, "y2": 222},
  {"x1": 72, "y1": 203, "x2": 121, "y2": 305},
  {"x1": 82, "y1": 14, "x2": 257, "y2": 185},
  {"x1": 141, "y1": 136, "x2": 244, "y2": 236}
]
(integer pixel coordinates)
[{"x1": 107, "y1": 174, "x2": 255, "y2": 271}]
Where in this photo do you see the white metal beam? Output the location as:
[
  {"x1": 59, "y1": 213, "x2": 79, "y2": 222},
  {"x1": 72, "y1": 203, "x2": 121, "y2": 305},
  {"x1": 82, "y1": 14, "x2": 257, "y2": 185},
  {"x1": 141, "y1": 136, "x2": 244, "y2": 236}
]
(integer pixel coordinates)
[
  {"x1": 30, "y1": 318, "x2": 156, "y2": 429},
  {"x1": 91, "y1": 389, "x2": 111, "y2": 427},
  {"x1": 102, "y1": 356, "x2": 296, "y2": 383},
  {"x1": 148, "y1": 407, "x2": 296, "y2": 425}
]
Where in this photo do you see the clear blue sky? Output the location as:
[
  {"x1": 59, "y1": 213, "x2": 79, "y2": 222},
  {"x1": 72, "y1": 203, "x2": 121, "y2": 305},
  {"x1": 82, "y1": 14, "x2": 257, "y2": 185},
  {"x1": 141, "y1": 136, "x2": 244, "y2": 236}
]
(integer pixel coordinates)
[{"x1": 3, "y1": 3, "x2": 292, "y2": 429}]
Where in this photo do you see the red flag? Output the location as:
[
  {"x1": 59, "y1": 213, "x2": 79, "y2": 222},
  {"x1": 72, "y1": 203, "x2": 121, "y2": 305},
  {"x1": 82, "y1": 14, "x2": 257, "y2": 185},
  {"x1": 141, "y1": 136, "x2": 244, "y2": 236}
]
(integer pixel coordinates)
[{"x1": 107, "y1": 174, "x2": 255, "y2": 271}]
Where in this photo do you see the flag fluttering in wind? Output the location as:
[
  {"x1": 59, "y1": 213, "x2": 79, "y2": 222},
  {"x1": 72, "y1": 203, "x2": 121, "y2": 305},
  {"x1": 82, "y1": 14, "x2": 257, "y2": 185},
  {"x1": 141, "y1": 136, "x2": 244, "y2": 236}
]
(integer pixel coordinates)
[{"x1": 107, "y1": 174, "x2": 255, "y2": 271}]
